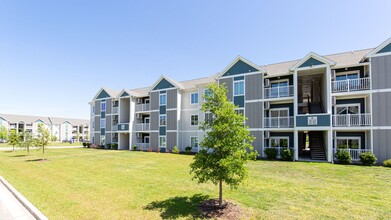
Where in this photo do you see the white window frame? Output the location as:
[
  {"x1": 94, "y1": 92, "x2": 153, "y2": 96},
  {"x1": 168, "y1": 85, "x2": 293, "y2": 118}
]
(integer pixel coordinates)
[
  {"x1": 204, "y1": 112, "x2": 213, "y2": 124},
  {"x1": 159, "y1": 115, "x2": 166, "y2": 126},
  {"x1": 335, "y1": 70, "x2": 360, "y2": 81},
  {"x1": 270, "y1": 79, "x2": 289, "y2": 88},
  {"x1": 101, "y1": 101, "x2": 106, "y2": 112},
  {"x1": 92, "y1": 106, "x2": 95, "y2": 114},
  {"x1": 190, "y1": 114, "x2": 199, "y2": 126},
  {"x1": 335, "y1": 103, "x2": 361, "y2": 115},
  {"x1": 336, "y1": 136, "x2": 361, "y2": 149},
  {"x1": 233, "y1": 80, "x2": 245, "y2": 96},
  {"x1": 190, "y1": 136, "x2": 198, "y2": 148},
  {"x1": 204, "y1": 89, "x2": 211, "y2": 100},
  {"x1": 159, "y1": 136, "x2": 166, "y2": 147},
  {"x1": 269, "y1": 108, "x2": 289, "y2": 117},
  {"x1": 190, "y1": 92, "x2": 199, "y2": 104},
  {"x1": 100, "y1": 118, "x2": 106, "y2": 129},
  {"x1": 159, "y1": 94, "x2": 167, "y2": 106},
  {"x1": 269, "y1": 136, "x2": 289, "y2": 148}
]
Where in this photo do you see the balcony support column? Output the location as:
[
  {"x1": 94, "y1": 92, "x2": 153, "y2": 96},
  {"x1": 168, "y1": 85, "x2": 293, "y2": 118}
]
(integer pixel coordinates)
[{"x1": 294, "y1": 130, "x2": 298, "y2": 161}]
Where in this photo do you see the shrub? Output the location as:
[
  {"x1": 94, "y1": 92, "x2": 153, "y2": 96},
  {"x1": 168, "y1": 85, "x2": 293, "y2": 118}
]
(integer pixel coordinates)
[
  {"x1": 86, "y1": 143, "x2": 91, "y2": 148},
  {"x1": 172, "y1": 146, "x2": 179, "y2": 154},
  {"x1": 383, "y1": 159, "x2": 391, "y2": 167},
  {"x1": 106, "y1": 143, "x2": 112, "y2": 150},
  {"x1": 281, "y1": 148, "x2": 293, "y2": 161},
  {"x1": 335, "y1": 149, "x2": 352, "y2": 164},
  {"x1": 147, "y1": 147, "x2": 153, "y2": 152},
  {"x1": 264, "y1": 148, "x2": 278, "y2": 160},
  {"x1": 111, "y1": 143, "x2": 118, "y2": 150},
  {"x1": 98, "y1": 145, "x2": 105, "y2": 149},
  {"x1": 132, "y1": 145, "x2": 138, "y2": 151},
  {"x1": 185, "y1": 146, "x2": 192, "y2": 153},
  {"x1": 359, "y1": 152, "x2": 377, "y2": 166},
  {"x1": 82, "y1": 142, "x2": 87, "y2": 147}
]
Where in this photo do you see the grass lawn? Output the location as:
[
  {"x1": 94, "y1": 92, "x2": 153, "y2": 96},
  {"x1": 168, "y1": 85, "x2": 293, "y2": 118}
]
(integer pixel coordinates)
[
  {"x1": 0, "y1": 142, "x2": 82, "y2": 147},
  {"x1": 0, "y1": 149, "x2": 390, "y2": 219}
]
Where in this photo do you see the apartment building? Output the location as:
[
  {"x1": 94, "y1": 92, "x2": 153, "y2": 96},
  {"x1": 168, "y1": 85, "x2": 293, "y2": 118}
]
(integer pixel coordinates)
[
  {"x1": 90, "y1": 37, "x2": 391, "y2": 164},
  {"x1": 0, "y1": 114, "x2": 90, "y2": 142}
]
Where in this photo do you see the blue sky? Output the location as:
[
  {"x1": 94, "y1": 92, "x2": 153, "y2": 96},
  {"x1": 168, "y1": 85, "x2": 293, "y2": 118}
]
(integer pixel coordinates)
[{"x1": 0, "y1": 0, "x2": 390, "y2": 119}]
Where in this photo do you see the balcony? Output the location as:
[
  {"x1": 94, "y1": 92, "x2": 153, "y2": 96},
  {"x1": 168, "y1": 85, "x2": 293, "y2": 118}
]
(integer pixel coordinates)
[
  {"x1": 332, "y1": 114, "x2": 371, "y2": 127},
  {"x1": 264, "y1": 86, "x2": 294, "y2": 99},
  {"x1": 136, "y1": 123, "x2": 150, "y2": 131},
  {"x1": 112, "y1": 124, "x2": 118, "y2": 131},
  {"x1": 135, "y1": 143, "x2": 150, "y2": 151},
  {"x1": 334, "y1": 148, "x2": 371, "y2": 161},
  {"x1": 331, "y1": 78, "x2": 370, "y2": 93},
  {"x1": 117, "y1": 123, "x2": 129, "y2": 131},
  {"x1": 264, "y1": 117, "x2": 294, "y2": 128},
  {"x1": 136, "y1": 103, "x2": 150, "y2": 112},
  {"x1": 112, "y1": 107, "x2": 119, "y2": 114}
]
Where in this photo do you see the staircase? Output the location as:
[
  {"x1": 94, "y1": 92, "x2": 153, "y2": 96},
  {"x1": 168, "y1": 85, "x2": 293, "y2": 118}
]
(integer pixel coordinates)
[
  {"x1": 309, "y1": 131, "x2": 326, "y2": 160},
  {"x1": 309, "y1": 102, "x2": 323, "y2": 114}
]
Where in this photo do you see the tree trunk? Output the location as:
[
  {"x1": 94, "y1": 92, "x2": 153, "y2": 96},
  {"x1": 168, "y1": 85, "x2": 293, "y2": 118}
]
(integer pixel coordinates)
[
  {"x1": 42, "y1": 145, "x2": 45, "y2": 160},
  {"x1": 13, "y1": 145, "x2": 15, "y2": 152},
  {"x1": 219, "y1": 180, "x2": 223, "y2": 208}
]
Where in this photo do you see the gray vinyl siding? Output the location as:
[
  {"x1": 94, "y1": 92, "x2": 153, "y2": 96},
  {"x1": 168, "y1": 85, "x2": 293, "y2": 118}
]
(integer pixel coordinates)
[
  {"x1": 167, "y1": 132, "x2": 177, "y2": 151},
  {"x1": 371, "y1": 55, "x2": 391, "y2": 89},
  {"x1": 372, "y1": 92, "x2": 391, "y2": 126},
  {"x1": 106, "y1": 99, "x2": 112, "y2": 114},
  {"x1": 95, "y1": 100, "x2": 101, "y2": 115},
  {"x1": 372, "y1": 130, "x2": 391, "y2": 164},
  {"x1": 167, "y1": 89, "x2": 178, "y2": 109},
  {"x1": 105, "y1": 133, "x2": 111, "y2": 144},
  {"x1": 245, "y1": 102, "x2": 263, "y2": 128},
  {"x1": 181, "y1": 110, "x2": 199, "y2": 131},
  {"x1": 167, "y1": 110, "x2": 177, "y2": 130},
  {"x1": 106, "y1": 115, "x2": 111, "y2": 131},
  {"x1": 94, "y1": 118, "x2": 100, "y2": 132},
  {"x1": 181, "y1": 132, "x2": 198, "y2": 152},
  {"x1": 94, "y1": 133, "x2": 100, "y2": 145},
  {"x1": 150, "y1": 112, "x2": 159, "y2": 130},
  {"x1": 182, "y1": 90, "x2": 199, "y2": 110},
  {"x1": 150, "y1": 91, "x2": 159, "y2": 110},
  {"x1": 219, "y1": 78, "x2": 233, "y2": 101},
  {"x1": 251, "y1": 131, "x2": 263, "y2": 156},
  {"x1": 150, "y1": 132, "x2": 159, "y2": 149},
  {"x1": 245, "y1": 74, "x2": 263, "y2": 100}
]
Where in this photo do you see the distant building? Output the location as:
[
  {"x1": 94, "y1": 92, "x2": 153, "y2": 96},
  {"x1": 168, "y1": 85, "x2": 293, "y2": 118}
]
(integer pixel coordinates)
[{"x1": 0, "y1": 113, "x2": 89, "y2": 142}]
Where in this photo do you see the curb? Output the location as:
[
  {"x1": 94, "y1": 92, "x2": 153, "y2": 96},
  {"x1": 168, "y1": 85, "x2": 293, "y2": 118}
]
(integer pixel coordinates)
[{"x1": 0, "y1": 176, "x2": 48, "y2": 220}]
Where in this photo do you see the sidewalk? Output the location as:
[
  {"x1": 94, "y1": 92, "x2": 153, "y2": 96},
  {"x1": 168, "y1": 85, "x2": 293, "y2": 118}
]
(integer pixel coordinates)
[
  {"x1": 0, "y1": 146, "x2": 83, "y2": 151},
  {"x1": 0, "y1": 180, "x2": 35, "y2": 220}
]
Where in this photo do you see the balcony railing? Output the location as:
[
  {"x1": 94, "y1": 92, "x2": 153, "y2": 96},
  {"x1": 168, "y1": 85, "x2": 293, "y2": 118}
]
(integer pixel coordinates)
[
  {"x1": 112, "y1": 137, "x2": 118, "y2": 143},
  {"x1": 118, "y1": 123, "x2": 129, "y2": 131},
  {"x1": 331, "y1": 78, "x2": 370, "y2": 93},
  {"x1": 136, "y1": 103, "x2": 150, "y2": 112},
  {"x1": 112, "y1": 124, "x2": 118, "y2": 131},
  {"x1": 112, "y1": 107, "x2": 119, "y2": 114},
  {"x1": 136, "y1": 123, "x2": 150, "y2": 131},
  {"x1": 264, "y1": 117, "x2": 294, "y2": 128},
  {"x1": 334, "y1": 148, "x2": 371, "y2": 161},
  {"x1": 264, "y1": 86, "x2": 294, "y2": 99},
  {"x1": 135, "y1": 143, "x2": 150, "y2": 151},
  {"x1": 332, "y1": 114, "x2": 371, "y2": 127}
]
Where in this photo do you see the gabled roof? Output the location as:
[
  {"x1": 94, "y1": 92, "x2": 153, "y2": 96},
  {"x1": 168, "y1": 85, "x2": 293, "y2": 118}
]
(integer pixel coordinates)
[
  {"x1": 289, "y1": 52, "x2": 336, "y2": 71},
  {"x1": 365, "y1": 37, "x2": 391, "y2": 58},
  {"x1": 216, "y1": 56, "x2": 265, "y2": 78},
  {"x1": 148, "y1": 75, "x2": 183, "y2": 92},
  {"x1": 0, "y1": 113, "x2": 88, "y2": 126},
  {"x1": 92, "y1": 87, "x2": 120, "y2": 101}
]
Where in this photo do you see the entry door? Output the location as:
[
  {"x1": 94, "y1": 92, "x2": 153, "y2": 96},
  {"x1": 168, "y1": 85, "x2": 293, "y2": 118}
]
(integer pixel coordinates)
[{"x1": 144, "y1": 136, "x2": 150, "y2": 144}]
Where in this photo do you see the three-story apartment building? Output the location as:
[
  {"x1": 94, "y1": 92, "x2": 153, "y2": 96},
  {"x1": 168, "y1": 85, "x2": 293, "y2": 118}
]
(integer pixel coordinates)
[{"x1": 90, "y1": 37, "x2": 391, "y2": 164}]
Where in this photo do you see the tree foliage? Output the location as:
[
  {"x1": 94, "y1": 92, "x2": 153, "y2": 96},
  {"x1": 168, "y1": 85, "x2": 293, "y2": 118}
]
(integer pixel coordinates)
[
  {"x1": 19, "y1": 131, "x2": 36, "y2": 155},
  {"x1": 0, "y1": 126, "x2": 8, "y2": 141},
  {"x1": 190, "y1": 83, "x2": 257, "y2": 207},
  {"x1": 8, "y1": 130, "x2": 20, "y2": 152},
  {"x1": 36, "y1": 124, "x2": 50, "y2": 160}
]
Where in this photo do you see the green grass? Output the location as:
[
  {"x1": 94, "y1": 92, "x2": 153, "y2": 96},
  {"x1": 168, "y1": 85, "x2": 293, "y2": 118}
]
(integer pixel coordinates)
[
  {"x1": 0, "y1": 149, "x2": 390, "y2": 219},
  {"x1": 0, "y1": 142, "x2": 82, "y2": 147}
]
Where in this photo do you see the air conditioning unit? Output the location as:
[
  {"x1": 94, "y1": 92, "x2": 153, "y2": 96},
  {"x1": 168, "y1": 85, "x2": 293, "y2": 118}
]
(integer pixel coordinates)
[
  {"x1": 137, "y1": 133, "x2": 142, "y2": 138},
  {"x1": 264, "y1": 131, "x2": 270, "y2": 139},
  {"x1": 331, "y1": 70, "x2": 336, "y2": 80},
  {"x1": 264, "y1": 101, "x2": 270, "y2": 110},
  {"x1": 332, "y1": 97, "x2": 336, "y2": 106},
  {"x1": 136, "y1": 114, "x2": 142, "y2": 119},
  {"x1": 264, "y1": 79, "x2": 270, "y2": 87}
]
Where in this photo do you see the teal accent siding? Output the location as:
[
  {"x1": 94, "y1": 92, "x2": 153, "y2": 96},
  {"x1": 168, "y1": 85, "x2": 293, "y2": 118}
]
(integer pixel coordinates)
[
  {"x1": 377, "y1": 43, "x2": 391, "y2": 54},
  {"x1": 101, "y1": 128, "x2": 105, "y2": 135},
  {"x1": 120, "y1": 91, "x2": 129, "y2": 97},
  {"x1": 222, "y1": 60, "x2": 258, "y2": 77},
  {"x1": 101, "y1": 111, "x2": 105, "y2": 118},
  {"x1": 234, "y1": 96, "x2": 244, "y2": 108},
  {"x1": 234, "y1": 76, "x2": 244, "y2": 81},
  {"x1": 153, "y1": 78, "x2": 175, "y2": 90},
  {"x1": 159, "y1": 126, "x2": 166, "y2": 135},
  {"x1": 296, "y1": 114, "x2": 331, "y2": 127},
  {"x1": 160, "y1": 90, "x2": 166, "y2": 94},
  {"x1": 97, "y1": 90, "x2": 110, "y2": 99},
  {"x1": 299, "y1": 57, "x2": 325, "y2": 68},
  {"x1": 159, "y1": 106, "x2": 166, "y2": 114},
  {"x1": 118, "y1": 123, "x2": 129, "y2": 131}
]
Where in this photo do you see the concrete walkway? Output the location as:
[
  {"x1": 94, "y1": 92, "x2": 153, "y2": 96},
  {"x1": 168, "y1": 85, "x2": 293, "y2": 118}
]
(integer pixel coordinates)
[
  {"x1": 0, "y1": 146, "x2": 83, "y2": 151},
  {"x1": 0, "y1": 181, "x2": 35, "y2": 220}
]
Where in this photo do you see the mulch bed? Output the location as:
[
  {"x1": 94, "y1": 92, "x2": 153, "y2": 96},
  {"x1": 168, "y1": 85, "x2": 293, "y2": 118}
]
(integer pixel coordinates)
[{"x1": 199, "y1": 199, "x2": 242, "y2": 220}]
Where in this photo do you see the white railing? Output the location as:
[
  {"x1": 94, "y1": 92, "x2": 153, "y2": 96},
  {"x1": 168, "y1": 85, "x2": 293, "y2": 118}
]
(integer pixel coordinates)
[
  {"x1": 264, "y1": 147, "x2": 294, "y2": 158},
  {"x1": 264, "y1": 117, "x2": 294, "y2": 128},
  {"x1": 136, "y1": 103, "x2": 150, "y2": 112},
  {"x1": 135, "y1": 143, "x2": 150, "y2": 151},
  {"x1": 264, "y1": 85, "x2": 294, "y2": 99},
  {"x1": 332, "y1": 114, "x2": 371, "y2": 127},
  {"x1": 334, "y1": 148, "x2": 371, "y2": 161},
  {"x1": 112, "y1": 107, "x2": 119, "y2": 114},
  {"x1": 331, "y1": 78, "x2": 370, "y2": 93},
  {"x1": 136, "y1": 123, "x2": 150, "y2": 131},
  {"x1": 112, "y1": 124, "x2": 118, "y2": 131}
]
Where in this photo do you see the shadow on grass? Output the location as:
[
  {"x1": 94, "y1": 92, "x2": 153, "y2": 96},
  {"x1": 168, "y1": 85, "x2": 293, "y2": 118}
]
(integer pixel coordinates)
[
  {"x1": 25, "y1": 159, "x2": 48, "y2": 162},
  {"x1": 12, "y1": 154, "x2": 28, "y2": 157},
  {"x1": 144, "y1": 194, "x2": 209, "y2": 219}
]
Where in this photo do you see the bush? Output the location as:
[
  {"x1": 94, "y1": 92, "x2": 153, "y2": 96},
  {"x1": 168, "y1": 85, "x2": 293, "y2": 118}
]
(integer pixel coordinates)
[
  {"x1": 98, "y1": 145, "x2": 105, "y2": 149},
  {"x1": 86, "y1": 142, "x2": 91, "y2": 148},
  {"x1": 359, "y1": 152, "x2": 377, "y2": 166},
  {"x1": 132, "y1": 145, "x2": 138, "y2": 151},
  {"x1": 172, "y1": 146, "x2": 179, "y2": 154},
  {"x1": 383, "y1": 159, "x2": 391, "y2": 167},
  {"x1": 335, "y1": 149, "x2": 352, "y2": 164},
  {"x1": 147, "y1": 147, "x2": 153, "y2": 152},
  {"x1": 264, "y1": 148, "x2": 278, "y2": 160},
  {"x1": 185, "y1": 146, "x2": 192, "y2": 153},
  {"x1": 82, "y1": 142, "x2": 87, "y2": 147},
  {"x1": 106, "y1": 143, "x2": 112, "y2": 150},
  {"x1": 111, "y1": 143, "x2": 118, "y2": 150},
  {"x1": 281, "y1": 148, "x2": 293, "y2": 161}
]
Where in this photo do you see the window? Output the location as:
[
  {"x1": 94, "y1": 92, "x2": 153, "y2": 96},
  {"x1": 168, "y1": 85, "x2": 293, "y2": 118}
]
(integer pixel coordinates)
[
  {"x1": 191, "y1": 137, "x2": 198, "y2": 148},
  {"x1": 336, "y1": 71, "x2": 359, "y2": 81},
  {"x1": 234, "y1": 81, "x2": 244, "y2": 96},
  {"x1": 159, "y1": 115, "x2": 166, "y2": 126},
  {"x1": 92, "y1": 106, "x2": 95, "y2": 114},
  {"x1": 270, "y1": 80, "x2": 289, "y2": 98},
  {"x1": 100, "y1": 136, "x2": 106, "y2": 145},
  {"x1": 235, "y1": 109, "x2": 244, "y2": 116},
  {"x1": 204, "y1": 89, "x2": 212, "y2": 100},
  {"x1": 190, "y1": 93, "x2": 199, "y2": 104},
  {"x1": 101, "y1": 101, "x2": 106, "y2": 111},
  {"x1": 270, "y1": 137, "x2": 289, "y2": 148},
  {"x1": 159, "y1": 94, "x2": 166, "y2": 106},
  {"x1": 92, "y1": 119, "x2": 95, "y2": 129},
  {"x1": 337, "y1": 137, "x2": 360, "y2": 149},
  {"x1": 268, "y1": 108, "x2": 289, "y2": 127},
  {"x1": 159, "y1": 136, "x2": 166, "y2": 147},
  {"x1": 191, "y1": 115, "x2": 198, "y2": 126},
  {"x1": 205, "y1": 112, "x2": 213, "y2": 125},
  {"x1": 336, "y1": 104, "x2": 360, "y2": 115},
  {"x1": 101, "y1": 118, "x2": 106, "y2": 128}
]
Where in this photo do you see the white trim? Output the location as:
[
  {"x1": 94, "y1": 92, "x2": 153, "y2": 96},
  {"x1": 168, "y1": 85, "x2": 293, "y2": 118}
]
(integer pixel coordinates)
[
  {"x1": 289, "y1": 52, "x2": 336, "y2": 71},
  {"x1": 190, "y1": 114, "x2": 199, "y2": 126},
  {"x1": 159, "y1": 114, "x2": 166, "y2": 126},
  {"x1": 159, "y1": 135, "x2": 166, "y2": 147},
  {"x1": 245, "y1": 99, "x2": 263, "y2": 103},
  {"x1": 218, "y1": 70, "x2": 264, "y2": 79},
  {"x1": 365, "y1": 37, "x2": 391, "y2": 58},
  {"x1": 148, "y1": 75, "x2": 182, "y2": 93},
  {"x1": 190, "y1": 136, "x2": 198, "y2": 148},
  {"x1": 159, "y1": 93, "x2": 167, "y2": 106},
  {"x1": 335, "y1": 136, "x2": 361, "y2": 150},
  {"x1": 233, "y1": 80, "x2": 245, "y2": 96},
  {"x1": 190, "y1": 92, "x2": 199, "y2": 105},
  {"x1": 334, "y1": 103, "x2": 361, "y2": 115},
  {"x1": 216, "y1": 55, "x2": 266, "y2": 79},
  {"x1": 269, "y1": 136, "x2": 290, "y2": 148}
]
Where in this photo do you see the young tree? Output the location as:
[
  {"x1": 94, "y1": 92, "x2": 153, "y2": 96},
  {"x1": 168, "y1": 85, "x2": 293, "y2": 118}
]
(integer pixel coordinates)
[
  {"x1": 0, "y1": 126, "x2": 8, "y2": 142},
  {"x1": 36, "y1": 124, "x2": 50, "y2": 160},
  {"x1": 19, "y1": 131, "x2": 36, "y2": 155},
  {"x1": 51, "y1": 135, "x2": 57, "y2": 142},
  {"x1": 8, "y1": 130, "x2": 20, "y2": 152},
  {"x1": 190, "y1": 83, "x2": 257, "y2": 208}
]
